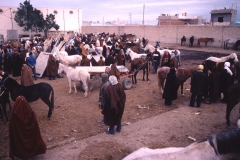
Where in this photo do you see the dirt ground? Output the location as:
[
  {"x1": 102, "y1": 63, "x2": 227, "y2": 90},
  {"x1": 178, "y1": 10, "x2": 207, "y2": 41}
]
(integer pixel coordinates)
[{"x1": 0, "y1": 45, "x2": 240, "y2": 160}]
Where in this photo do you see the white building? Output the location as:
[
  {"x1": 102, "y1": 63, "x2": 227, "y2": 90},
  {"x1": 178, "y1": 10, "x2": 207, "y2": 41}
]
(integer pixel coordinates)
[{"x1": 0, "y1": 6, "x2": 82, "y2": 42}]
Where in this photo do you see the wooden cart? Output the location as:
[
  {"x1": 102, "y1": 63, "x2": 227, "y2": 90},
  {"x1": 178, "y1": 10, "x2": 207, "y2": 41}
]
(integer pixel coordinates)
[{"x1": 75, "y1": 65, "x2": 133, "y2": 90}]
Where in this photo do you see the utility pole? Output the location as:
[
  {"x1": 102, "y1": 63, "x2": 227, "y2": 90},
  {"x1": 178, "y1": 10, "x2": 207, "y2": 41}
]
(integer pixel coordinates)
[
  {"x1": 9, "y1": 8, "x2": 13, "y2": 30},
  {"x1": 78, "y1": 10, "x2": 80, "y2": 33},
  {"x1": 142, "y1": 4, "x2": 145, "y2": 25},
  {"x1": 63, "y1": 10, "x2": 65, "y2": 33},
  {"x1": 129, "y1": 13, "x2": 131, "y2": 25}
]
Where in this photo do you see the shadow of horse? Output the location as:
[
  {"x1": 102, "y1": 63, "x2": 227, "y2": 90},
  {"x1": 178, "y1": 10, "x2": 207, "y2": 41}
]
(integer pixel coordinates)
[
  {"x1": 157, "y1": 67, "x2": 197, "y2": 95},
  {"x1": 0, "y1": 72, "x2": 54, "y2": 119},
  {"x1": 197, "y1": 38, "x2": 214, "y2": 47}
]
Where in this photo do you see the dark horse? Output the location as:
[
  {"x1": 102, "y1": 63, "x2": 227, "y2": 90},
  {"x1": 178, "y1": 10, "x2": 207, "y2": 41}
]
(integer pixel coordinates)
[
  {"x1": 0, "y1": 72, "x2": 54, "y2": 119},
  {"x1": 226, "y1": 83, "x2": 240, "y2": 126},
  {"x1": 197, "y1": 38, "x2": 214, "y2": 47},
  {"x1": 0, "y1": 85, "x2": 11, "y2": 122},
  {"x1": 130, "y1": 54, "x2": 152, "y2": 84}
]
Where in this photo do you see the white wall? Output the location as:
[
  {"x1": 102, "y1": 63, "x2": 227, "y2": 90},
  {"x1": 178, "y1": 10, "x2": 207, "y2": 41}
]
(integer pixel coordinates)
[{"x1": 0, "y1": 6, "x2": 82, "y2": 41}]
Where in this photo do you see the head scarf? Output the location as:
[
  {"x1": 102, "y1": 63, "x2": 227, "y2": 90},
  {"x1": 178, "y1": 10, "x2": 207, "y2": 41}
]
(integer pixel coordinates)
[
  {"x1": 109, "y1": 75, "x2": 118, "y2": 85},
  {"x1": 224, "y1": 62, "x2": 233, "y2": 76},
  {"x1": 101, "y1": 73, "x2": 108, "y2": 83}
]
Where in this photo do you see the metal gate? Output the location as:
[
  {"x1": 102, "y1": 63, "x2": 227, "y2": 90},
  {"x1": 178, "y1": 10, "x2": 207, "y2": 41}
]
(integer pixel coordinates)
[{"x1": 7, "y1": 29, "x2": 18, "y2": 41}]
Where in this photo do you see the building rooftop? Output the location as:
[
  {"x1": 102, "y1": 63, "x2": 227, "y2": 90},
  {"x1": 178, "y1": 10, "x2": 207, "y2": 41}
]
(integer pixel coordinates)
[{"x1": 210, "y1": 9, "x2": 236, "y2": 14}]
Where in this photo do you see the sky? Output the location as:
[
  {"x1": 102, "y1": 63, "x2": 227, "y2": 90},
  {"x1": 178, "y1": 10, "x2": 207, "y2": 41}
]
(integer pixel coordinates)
[{"x1": 1, "y1": 0, "x2": 240, "y2": 25}]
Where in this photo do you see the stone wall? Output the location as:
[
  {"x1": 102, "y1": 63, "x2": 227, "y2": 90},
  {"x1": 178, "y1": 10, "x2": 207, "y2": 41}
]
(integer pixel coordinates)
[{"x1": 82, "y1": 26, "x2": 240, "y2": 48}]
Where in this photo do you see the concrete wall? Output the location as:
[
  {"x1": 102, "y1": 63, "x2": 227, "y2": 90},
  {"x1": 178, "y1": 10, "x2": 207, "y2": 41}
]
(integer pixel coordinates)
[
  {"x1": 82, "y1": 25, "x2": 240, "y2": 48},
  {"x1": 0, "y1": 6, "x2": 82, "y2": 41}
]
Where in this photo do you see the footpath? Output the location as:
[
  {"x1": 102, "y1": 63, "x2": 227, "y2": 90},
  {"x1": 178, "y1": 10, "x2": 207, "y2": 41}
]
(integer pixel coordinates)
[{"x1": 34, "y1": 45, "x2": 240, "y2": 160}]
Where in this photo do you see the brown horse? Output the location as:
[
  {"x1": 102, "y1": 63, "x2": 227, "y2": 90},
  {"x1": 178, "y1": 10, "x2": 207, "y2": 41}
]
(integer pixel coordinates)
[
  {"x1": 130, "y1": 55, "x2": 152, "y2": 84},
  {"x1": 226, "y1": 83, "x2": 240, "y2": 126},
  {"x1": 197, "y1": 38, "x2": 214, "y2": 47},
  {"x1": 157, "y1": 67, "x2": 197, "y2": 95}
]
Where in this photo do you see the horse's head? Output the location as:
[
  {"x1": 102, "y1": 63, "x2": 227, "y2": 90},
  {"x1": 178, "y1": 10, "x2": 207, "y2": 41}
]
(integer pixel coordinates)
[{"x1": 230, "y1": 53, "x2": 239, "y2": 63}]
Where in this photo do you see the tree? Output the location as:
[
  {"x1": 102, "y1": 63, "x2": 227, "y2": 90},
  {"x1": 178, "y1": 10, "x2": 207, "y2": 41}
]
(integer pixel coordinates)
[
  {"x1": 14, "y1": 0, "x2": 40, "y2": 31},
  {"x1": 42, "y1": 14, "x2": 60, "y2": 37},
  {"x1": 14, "y1": 0, "x2": 59, "y2": 36}
]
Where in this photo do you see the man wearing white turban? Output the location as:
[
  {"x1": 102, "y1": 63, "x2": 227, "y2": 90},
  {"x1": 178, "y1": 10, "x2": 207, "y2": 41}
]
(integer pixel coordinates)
[{"x1": 102, "y1": 75, "x2": 126, "y2": 134}]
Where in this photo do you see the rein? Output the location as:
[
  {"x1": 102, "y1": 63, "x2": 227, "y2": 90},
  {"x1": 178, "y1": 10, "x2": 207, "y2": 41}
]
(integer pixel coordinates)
[
  {"x1": 0, "y1": 86, "x2": 5, "y2": 97},
  {"x1": 2, "y1": 77, "x2": 9, "y2": 86}
]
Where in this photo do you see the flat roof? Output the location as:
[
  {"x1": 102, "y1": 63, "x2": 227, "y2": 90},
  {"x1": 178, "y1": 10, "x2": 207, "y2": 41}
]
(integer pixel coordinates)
[{"x1": 210, "y1": 9, "x2": 236, "y2": 14}]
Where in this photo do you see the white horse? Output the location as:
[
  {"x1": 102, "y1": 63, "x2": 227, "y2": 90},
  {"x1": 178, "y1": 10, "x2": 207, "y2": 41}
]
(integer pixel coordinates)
[
  {"x1": 144, "y1": 44, "x2": 181, "y2": 66},
  {"x1": 123, "y1": 128, "x2": 240, "y2": 160},
  {"x1": 58, "y1": 63, "x2": 90, "y2": 97},
  {"x1": 54, "y1": 52, "x2": 82, "y2": 66},
  {"x1": 206, "y1": 53, "x2": 239, "y2": 63},
  {"x1": 125, "y1": 48, "x2": 147, "y2": 61}
]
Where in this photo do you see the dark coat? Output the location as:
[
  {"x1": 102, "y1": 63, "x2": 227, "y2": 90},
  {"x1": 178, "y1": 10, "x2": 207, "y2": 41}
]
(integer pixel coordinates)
[
  {"x1": 97, "y1": 59, "x2": 105, "y2": 66},
  {"x1": 11, "y1": 52, "x2": 23, "y2": 77},
  {"x1": 105, "y1": 55, "x2": 115, "y2": 66},
  {"x1": 102, "y1": 83, "x2": 126, "y2": 126},
  {"x1": 220, "y1": 69, "x2": 234, "y2": 93},
  {"x1": 4, "y1": 52, "x2": 12, "y2": 74},
  {"x1": 162, "y1": 68, "x2": 178, "y2": 101},
  {"x1": 45, "y1": 54, "x2": 58, "y2": 77},
  {"x1": 190, "y1": 70, "x2": 207, "y2": 95},
  {"x1": 209, "y1": 67, "x2": 221, "y2": 100}
]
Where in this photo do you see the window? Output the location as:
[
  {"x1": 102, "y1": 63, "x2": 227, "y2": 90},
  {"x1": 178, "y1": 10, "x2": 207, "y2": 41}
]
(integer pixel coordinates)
[
  {"x1": 218, "y1": 17, "x2": 224, "y2": 23},
  {"x1": 69, "y1": 11, "x2": 73, "y2": 14},
  {"x1": 0, "y1": 9, "x2": 3, "y2": 13},
  {"x1": 53, "y1": 10, "x2": 58, "y2": 14}
]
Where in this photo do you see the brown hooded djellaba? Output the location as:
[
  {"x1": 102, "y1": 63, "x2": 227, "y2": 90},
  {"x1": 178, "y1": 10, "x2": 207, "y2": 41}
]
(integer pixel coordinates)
[
  {"x1": 45, "y1": 54, "x2": 58, "y2": 78},
  {"x1": 9, "y1": 96, "x2": 46, "y2": 159},
  {"x1": 102, "y1": 82, "x2": 126, "y2": 127},
  {"x1": 21, "y1": 64, "x2": 34, "y2": 86}
]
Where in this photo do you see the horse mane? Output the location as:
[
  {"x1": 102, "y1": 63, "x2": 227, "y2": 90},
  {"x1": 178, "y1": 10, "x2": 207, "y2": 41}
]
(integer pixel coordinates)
[{"x1": 213, "y1": 128, "x2": 240, "y2": 155}]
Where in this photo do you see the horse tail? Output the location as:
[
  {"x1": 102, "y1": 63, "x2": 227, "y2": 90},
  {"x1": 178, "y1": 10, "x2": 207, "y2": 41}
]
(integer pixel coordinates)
[{"x1": 51, "y1": 86, "x2": 54, "y2": 111}]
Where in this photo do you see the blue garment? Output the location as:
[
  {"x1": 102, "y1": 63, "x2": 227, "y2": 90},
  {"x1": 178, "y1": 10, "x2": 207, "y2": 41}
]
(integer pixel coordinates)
[
  {"x1": 26, "y1": 55, "x2": 36, "y2": 68},
  {"x1": 152, "y1": 60, "x2": 159, "y2": 74}
]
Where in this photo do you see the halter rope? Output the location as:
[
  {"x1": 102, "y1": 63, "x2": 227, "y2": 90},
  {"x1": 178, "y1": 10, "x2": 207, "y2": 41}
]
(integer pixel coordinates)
[{"x1": 2, "y1": 77, "x2": 9, "y2": 86}]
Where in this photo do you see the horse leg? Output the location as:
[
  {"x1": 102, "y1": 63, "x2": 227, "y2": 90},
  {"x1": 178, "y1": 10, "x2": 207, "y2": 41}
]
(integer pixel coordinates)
[
  {"x1": 83, "y1": 82, "x2": 88, "y2": 97},
  {"x1": 41, "y1": 97, "x2": 53, "y2": 119},
  {"x1": 226, "y1": 100, "x2": 238, "y2": 126},
  {"x1": 68, "y1": 77, "x2": 72, "y2": 93},
  {"x1": 0, "y1": 105, "x2": 3, "y2": 120},
  {"x1": 1, "y1": 103, "x2": 8, "y2": 122},
  {"x1": 181, "y1": 83, "x2": 184, "y2": 96},
  {"x1": 73, "y1": 82, "x2": 77, "y2": 93},
  {"x1": 142, "y1": 69, "x2": 145, "y2": 81}
]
